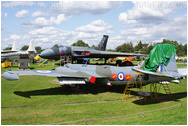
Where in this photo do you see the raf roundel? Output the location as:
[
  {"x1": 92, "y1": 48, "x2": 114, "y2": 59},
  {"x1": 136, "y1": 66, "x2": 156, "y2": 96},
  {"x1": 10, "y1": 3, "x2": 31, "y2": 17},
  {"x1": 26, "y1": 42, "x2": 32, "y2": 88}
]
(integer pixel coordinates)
[
  {"x1": 61, "y1": 50, "x2": 66, "y2": 56},
  {"x1": 117, "y1": 72, "x2": 125, "y2": 81}
]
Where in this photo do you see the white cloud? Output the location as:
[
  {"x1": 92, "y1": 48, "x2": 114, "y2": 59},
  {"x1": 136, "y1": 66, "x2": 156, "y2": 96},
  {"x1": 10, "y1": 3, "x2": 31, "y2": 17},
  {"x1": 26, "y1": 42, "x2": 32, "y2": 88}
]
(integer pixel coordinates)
[
  {"x1": 76, "y1": 20, "x2": 113, "y2": 33},
  {"x1": 2, "y1": 20, "x2": 114, "y2": 49},
  {"x1": 23, "y1": 14, "x2": 70, "y2": 28},
  {"x1": 15, "y1": 10, "x2": 29, "y2": 18},
  {"x1": 119, "y1": 13, "x2": 137, "y2": 24},
  {"x1": 2, "y1": 34, "x2": 21, "y2": 48},
  {"x1": 2, "y1": 1, "x2": 35, "y2": 8},
  {"x1": 52, "y1": 1, "x2": 120, "y2": 15},
  {"x1": 117, "y1": 14, "x2": 187, "y2": 46},
  {"x1": 10, "y1": 34, "x2": 21, "y2": 40},
  {"x1": 4, "y1": 13, "x2": 7, "y2": 18},
  {"x1": 37, "y1": 2, "x2": 47, "y2": 8},
  {"x1": 32, "y1": 11, "x2": 50, "y2": 17},
  {"x1": 119, "y1": 1, "x2": 187, "y2": 24},
  {"x1": 114, "y1": 1, "x2": 187, "y2": 49}
]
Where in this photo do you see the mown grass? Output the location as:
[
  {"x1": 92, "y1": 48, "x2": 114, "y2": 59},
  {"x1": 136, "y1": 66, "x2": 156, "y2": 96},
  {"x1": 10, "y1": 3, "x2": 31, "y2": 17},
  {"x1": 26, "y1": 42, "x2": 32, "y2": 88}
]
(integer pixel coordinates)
[
  {"x1": 1, "y1": 62, "x2": 187, "y2": 125},
  {"x1": 86, "y1": 103, "x2": 187, "y2": 125},
  {"x1": 176, "y1": 63, "x2": 187, "y2": 68}
]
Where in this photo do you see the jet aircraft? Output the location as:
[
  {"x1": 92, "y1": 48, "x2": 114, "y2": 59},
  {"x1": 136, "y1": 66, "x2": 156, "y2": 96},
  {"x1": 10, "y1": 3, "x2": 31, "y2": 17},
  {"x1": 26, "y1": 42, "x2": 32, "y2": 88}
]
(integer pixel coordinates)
[
  {"x1": 1, "y1": 40, "x2": 36, "y2": 63},
  {"x1": 3, "y1": 44, "x2": 186, "y2": 88},
  {"x1": 39, "y1": 35, "x2": 146, "y2": 61},
  {"x1": 1, "y1": 41, "x2": 18, "y2": 53}
]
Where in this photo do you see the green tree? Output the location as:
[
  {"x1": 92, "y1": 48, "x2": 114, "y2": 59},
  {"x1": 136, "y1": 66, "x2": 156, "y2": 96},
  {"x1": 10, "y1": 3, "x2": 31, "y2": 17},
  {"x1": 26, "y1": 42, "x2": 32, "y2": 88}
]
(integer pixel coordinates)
[
  {"x1": 3, "y1": 47, "x2": 11, "y2": 51},
  {"x1": 106, "y1": 49, "x2": 116, "y2": 52},
  {"x1": 142, "y1": 45, "x2": 154, "y2": 54},
  {"x1": 162, "y1": 39, "x2": 187, "y2": 56},
  {"x1": 21, "y1": 45, "x2": 29, "y2": 51},
  {"x1": 134, "y1": 40, "x2": 143, "y2": 51},
  {"x1": 35, "y1": 46, "x2": 43, "y2": 53},
  {"x1": 91, "y1": 45, "x2": 96, "y2": 48},
  {"x1": 71, "y1": 40, "x2": 89, "y2": 47},
  {"x1": 116, "y1": 42, "x2": 133, "y2": 53},
  {"x1": 183, "y1": 44, "x2": 187, "y2": 56},
  {"x1": 162, "y1": 39, "x2": 179, "y2": 47}
]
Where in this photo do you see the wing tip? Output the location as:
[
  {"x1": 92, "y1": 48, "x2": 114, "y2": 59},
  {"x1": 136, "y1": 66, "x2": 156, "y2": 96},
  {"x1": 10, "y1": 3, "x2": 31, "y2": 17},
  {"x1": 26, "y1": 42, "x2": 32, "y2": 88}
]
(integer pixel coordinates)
[{"x1": 3, "y1": 71, "x2": 19, "y2": 80}]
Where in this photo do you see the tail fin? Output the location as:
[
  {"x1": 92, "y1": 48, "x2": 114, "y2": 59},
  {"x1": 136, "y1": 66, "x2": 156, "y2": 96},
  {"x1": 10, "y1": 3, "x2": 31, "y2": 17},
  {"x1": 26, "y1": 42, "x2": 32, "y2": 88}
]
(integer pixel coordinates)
[
  {"x1": 144, "y1": 44, "x2": 177, "y2": 72},
  {"x1": 158, "y1": 53, "x2": 186, "y2": 82},
  {"x1": 158, "y1": 53, "x2": 178, "y2": 76},
  {"x1": 11, "y1": 41, "x2": 18, "y2": 51},
  {"x1": 27, "y1": 40, "x2": 36, "y2": 53},
  {"x1": 96, "y1": 35, "x2": 108, "y2": 51},
  {"x1": 143, "y1": 44, "x2": 185, "y2": 80}
]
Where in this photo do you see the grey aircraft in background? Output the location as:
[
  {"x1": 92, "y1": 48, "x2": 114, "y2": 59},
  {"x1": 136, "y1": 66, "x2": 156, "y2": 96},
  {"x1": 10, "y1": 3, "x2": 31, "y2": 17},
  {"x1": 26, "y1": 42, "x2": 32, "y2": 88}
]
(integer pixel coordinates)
[
  {"x1": 39, "y1": 35, "x2": 147, "y2": 61},
  {"x1": 3, "y1": 44, "x2": 186, "y2": 88},
  {"x1": 1, "y1": 40, "x2": 36, "y2": 63}
]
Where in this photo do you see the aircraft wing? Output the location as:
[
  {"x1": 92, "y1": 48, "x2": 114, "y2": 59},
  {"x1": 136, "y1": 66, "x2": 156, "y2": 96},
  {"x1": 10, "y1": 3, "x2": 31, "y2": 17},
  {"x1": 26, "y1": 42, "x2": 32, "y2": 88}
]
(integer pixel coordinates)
[
  {"x1": 73, "y1": 49, "x2": 147, "y2": 58},
  {"x1": 1, "y1": 50, "x2": 18, "y2": 54},
  {"x1": 3, "y1": 67, "x2": 108, "y2": 84},
  {"x1": 132, "y1": 67, "x2": 176, "y2": 79},
  {"x1": 3, "y1": 70, "x2": 62, "y2": 80}
]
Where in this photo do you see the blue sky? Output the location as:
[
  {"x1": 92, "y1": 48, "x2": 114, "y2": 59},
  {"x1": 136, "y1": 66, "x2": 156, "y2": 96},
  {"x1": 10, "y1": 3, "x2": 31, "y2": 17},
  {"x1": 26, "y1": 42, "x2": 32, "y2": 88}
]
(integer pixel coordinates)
[{"x1": 1, "y1": 1, "x2": 187, "y2": 50}]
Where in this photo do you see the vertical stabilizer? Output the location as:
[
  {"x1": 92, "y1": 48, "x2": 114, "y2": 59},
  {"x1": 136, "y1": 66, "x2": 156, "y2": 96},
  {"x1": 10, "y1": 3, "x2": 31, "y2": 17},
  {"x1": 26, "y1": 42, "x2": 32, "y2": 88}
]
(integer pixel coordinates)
[
  {"x1": 159, "y1": 53, "x2": 179, "y2": 77},
  {"x1": 96, "y1": 35, "x2": 109, "y2": 51},
  {"x1": 144, "y1": 44, "x2": 177, "y2": 72},
  {"x1": 27, "y1": 40, "x2": 36, "y2": 53},
  {"x1": 11, "y1": 41, "x2": 18, "y2": 51}
]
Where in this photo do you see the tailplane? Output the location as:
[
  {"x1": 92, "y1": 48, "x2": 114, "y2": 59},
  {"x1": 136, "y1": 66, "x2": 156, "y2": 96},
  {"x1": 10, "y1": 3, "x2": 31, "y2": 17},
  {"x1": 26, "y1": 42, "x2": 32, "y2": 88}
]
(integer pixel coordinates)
[{"x1": 96, "y1": 35, "x2": 109, "y2": 51}]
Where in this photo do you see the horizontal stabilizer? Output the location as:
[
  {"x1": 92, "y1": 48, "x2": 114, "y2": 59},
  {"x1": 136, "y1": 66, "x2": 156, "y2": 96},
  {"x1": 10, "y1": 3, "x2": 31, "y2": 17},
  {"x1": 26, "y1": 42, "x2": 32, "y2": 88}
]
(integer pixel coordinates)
[
  {"x1": 132, "y1": 67, "x2": 186, "y2": 80},
  {"x1": 132, "y1": 67, "x2": 174, "y2": 79}
]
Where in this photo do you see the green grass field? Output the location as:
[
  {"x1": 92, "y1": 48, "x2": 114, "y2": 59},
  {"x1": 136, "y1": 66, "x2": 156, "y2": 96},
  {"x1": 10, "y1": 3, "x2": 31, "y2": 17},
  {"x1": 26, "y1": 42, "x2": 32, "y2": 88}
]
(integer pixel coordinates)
[{"x1": 1, "y1": 62, "x2": 187, "y2": 125}]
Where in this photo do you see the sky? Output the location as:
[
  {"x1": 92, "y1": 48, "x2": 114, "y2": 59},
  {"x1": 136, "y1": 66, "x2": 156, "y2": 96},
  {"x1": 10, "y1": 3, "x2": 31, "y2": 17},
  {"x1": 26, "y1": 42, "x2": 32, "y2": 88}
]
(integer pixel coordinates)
[{"x1": 1, "y1": 1, "x2": 187, "y2": 50}]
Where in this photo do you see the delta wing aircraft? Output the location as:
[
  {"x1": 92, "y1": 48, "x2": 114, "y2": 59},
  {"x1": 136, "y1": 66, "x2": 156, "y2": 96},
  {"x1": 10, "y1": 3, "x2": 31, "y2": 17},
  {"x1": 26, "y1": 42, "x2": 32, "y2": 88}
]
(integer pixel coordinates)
[
  {"x1": 1, "y1": 40, "x2": 36, "y2": 62},
  {"x1": 39, "y1": 35, "x2": 146, "y2": 61},
  {"x1": 3, "y1": 44, "x2": 186, "y2": 88}
]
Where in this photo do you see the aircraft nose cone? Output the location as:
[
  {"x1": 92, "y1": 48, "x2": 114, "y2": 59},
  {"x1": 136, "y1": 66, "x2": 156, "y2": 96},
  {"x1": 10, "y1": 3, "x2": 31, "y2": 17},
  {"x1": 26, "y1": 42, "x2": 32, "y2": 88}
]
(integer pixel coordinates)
[{"x1": 39, "y1": 49, "x2": 56, "y2": 59}]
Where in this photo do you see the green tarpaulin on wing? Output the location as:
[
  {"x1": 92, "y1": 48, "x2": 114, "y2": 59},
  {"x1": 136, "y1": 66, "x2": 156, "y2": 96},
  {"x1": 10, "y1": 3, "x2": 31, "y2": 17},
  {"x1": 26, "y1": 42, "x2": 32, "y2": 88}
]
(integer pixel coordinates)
[{"x1": 143, "y1": 44, "x2": 176, "y2": 72}]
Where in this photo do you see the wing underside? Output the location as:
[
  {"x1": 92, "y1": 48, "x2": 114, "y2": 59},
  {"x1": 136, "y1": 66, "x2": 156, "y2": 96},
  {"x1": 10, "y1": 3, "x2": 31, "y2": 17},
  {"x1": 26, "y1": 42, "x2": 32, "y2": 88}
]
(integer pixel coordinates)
[
  {"x1": 132, "y1": 67, "x2": 186, "y2": 80},
  {"x1": 3, "y1": 69, "x2": 108, "y2": 85},
  {"x1": 72, "y1": 50, "x2": 147, "y2": 58}
]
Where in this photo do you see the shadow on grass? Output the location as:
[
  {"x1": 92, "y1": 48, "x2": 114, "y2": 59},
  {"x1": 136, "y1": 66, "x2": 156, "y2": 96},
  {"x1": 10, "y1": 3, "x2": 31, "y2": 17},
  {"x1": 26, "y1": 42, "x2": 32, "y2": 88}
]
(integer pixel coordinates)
[
  {"x1": 13, "y1": 84, "x2": 187, "y2": 105},
  {"x1": 132, "y1": 91, "x2": 187, "y2": 105},
  {"x1": 14, "y1": 85, "x2": 126, "y2": 98}
]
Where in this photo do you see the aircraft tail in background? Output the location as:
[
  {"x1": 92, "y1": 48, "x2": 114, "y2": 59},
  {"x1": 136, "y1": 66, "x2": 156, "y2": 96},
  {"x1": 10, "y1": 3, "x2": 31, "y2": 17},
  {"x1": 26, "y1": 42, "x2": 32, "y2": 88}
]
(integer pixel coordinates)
[
  {"x1": 96, "y1": 35, "x2": 109, "y2": 51},
  {"x1": 11, "y1": 41, "x2": 18, "y2": 51},
  {"x1": 27, "y1": 40, "x2": 36, "y2": 53}
]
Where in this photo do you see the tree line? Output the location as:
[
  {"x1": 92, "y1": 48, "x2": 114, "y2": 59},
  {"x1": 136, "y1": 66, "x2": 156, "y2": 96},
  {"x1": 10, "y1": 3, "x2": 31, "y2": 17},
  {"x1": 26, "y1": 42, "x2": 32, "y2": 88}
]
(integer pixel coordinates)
[
  {"x1": 115, "y1": 39, "x2": 187, "y2": 56},
  {"x1": 3, "y1": 39, "x2": 187, "y2": 56}
]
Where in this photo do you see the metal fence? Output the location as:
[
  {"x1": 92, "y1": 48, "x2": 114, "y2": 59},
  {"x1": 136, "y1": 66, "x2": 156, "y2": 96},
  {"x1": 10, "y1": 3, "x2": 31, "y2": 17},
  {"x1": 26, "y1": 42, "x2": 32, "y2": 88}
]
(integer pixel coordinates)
[{"x1": 44, "y1": 101, "x2": 187, "y2": 125}]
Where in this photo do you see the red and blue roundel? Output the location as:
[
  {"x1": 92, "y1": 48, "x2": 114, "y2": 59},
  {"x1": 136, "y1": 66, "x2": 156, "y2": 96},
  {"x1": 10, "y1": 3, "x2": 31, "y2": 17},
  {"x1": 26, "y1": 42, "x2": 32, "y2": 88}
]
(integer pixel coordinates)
[
  {"x1": 117, "y1": 72, "x2": 125, "y2": 81},
  {"x1": 61, "y1": 50, "x2": 66, "y2": 56}
]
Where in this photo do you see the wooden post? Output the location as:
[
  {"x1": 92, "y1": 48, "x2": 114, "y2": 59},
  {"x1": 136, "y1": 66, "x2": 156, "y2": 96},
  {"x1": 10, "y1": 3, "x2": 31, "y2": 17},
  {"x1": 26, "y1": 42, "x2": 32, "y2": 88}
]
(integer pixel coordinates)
[{"x1": 85, "y1": 118, "x2": 87, "y2": 125}]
